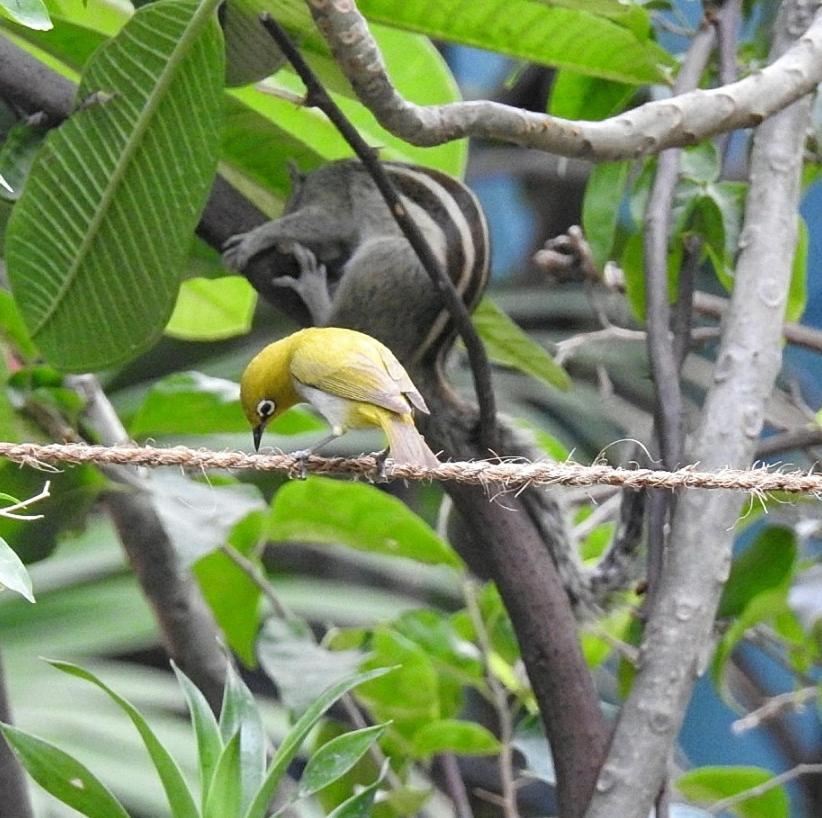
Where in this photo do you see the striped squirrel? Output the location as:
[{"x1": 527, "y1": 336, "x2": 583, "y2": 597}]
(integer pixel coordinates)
[{"x1": 223, "y1": 159, "x2": 642, "y2": 611}]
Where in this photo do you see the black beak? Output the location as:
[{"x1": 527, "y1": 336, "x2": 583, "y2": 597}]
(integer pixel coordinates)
[{"x1": 253, "y1": 425, "x2": 263, "y2": 452}]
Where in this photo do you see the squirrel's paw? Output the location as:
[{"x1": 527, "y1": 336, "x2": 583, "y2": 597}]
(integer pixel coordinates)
[
  {"x1": 222, "y1": 227, "x2": 272, "y2": 271},
  {"x1": 272, "y1": 243, "x2": 332, "y2": 323}
]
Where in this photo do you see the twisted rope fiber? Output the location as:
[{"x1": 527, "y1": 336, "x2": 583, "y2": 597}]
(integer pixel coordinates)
[{"x1": 1, "y1": 441, "x2": 821, "y2": 495}]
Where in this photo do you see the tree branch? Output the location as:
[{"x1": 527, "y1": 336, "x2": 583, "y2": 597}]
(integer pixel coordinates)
[
  {"x1": 644, "y1": 20, "x2": 716, "y2": 470},
  {"x1": 305, "y1": 0, "x2": 822, "y2": 159},
  {"x1": 0, "y1": 648, "x2": 33, "y2": 818},
  {"x1": 68, "y1": 376, "x2": 228, "y2": 714},
  {"x1": 584, "y1": 3, "x2": 818, "y2": 815}
]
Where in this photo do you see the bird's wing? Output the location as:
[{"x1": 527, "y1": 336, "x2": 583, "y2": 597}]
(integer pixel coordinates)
[
  {"x1": 376, "y1": 345, "x2": 429, "y2": 415},
  {"x1": 291, "y1": 342, "x2": 413, "y2": 416}
]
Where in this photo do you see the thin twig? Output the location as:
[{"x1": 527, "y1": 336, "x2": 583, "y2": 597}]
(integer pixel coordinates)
[
  {"x1": 644, "y1": 19, "x2": 716, "y2": 471},
  {"x1": 714, "y1": 0, "x2": 744, "y2": 161},
  {"x1": 257, "y1": 13, "x2": 498, "y2": 453},
  {"x1": 732, "y1": 686, "x2": 818, "y2": 734},
  {"x1": 218, "y1": 544, "x2": 293, "y2": 621},
  {"x1": 693, "y1": 291, "x2": 822, "y2": 352},
  {"x1": 707, "y1": 763, "x2": 822, "y2": 814},
  {"x1": 756, "y1": 427, "x2": 822, "y2": 458},
  {"x1": 464, "y1": 579, "x2": 520, "y2": 818},
  {"x1": 438, "y1": 753, "x2": 475, "y2": 818},
  {"x1": 0, "y1": 482, "x2": 50, "y2": 521},
  {"x1": 554, "y1": 327, "x2": 647, "y2": 365}
]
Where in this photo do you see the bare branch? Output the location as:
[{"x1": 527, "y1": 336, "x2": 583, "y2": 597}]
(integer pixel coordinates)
[
  {"x1": 0, "y1": 482, "x2": 50, "y2": 521},
  {"x1": 707, "y1": 763, "x2": 822, "y2": 814},
  {"x1": 0, "y1": 649, "x2": 34, "y2": 818},
  {"x1": 584, "y1": 3, "x2": 818, "y2": 816},
  {"x1": 305, "y1": 0, "x2": 822, "y2": 160},
  {"x1": 755, "y1": 426, "x2": 822, "y2": 457},
  {"x1": 732, "y1": 686, "x2": 818, "y2": 734},
  {"x1": 644, "y1": 20, "x2": 716, "y2": 470}
]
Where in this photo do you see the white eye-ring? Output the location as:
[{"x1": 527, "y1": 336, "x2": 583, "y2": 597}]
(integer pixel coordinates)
[{"x1": 256, "y1": 398, "x2": 276, "y2": 419}]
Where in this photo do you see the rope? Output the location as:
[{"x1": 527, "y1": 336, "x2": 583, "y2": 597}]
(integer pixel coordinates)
[{"x1": 0, "y1": 440, "x2": 819, "y2": 496}]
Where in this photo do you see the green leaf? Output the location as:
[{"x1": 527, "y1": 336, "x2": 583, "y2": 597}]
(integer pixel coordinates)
[
  {"x1": 549, "y1": 71, "x2": 633, "y2": 121},
  {"x1": 718, "y1": 527, "x2": 797, "y2": 619},
  {"x1": 326, "y1": 760, "x2": 388, "y2": 818},
  {"x1": 244, "y1": 667, "x2": 394, "y2": 818},
  {"x1": 194, "y1": 525, "x2": 263, "y2": 666},
  {"x1": 299, "y1": 724, "x2": 388, "y2": 798},
  {"x1": 269, "y1": 477, "x2": 461, "y2": 568},
  {"x1": 257, "y1": 617, "x2": 363, "y2": 714},
  {"x1": 48, "y1": 660, "x2": 199, "y2": 818},
  {"x1": 204, "y1": 731, "x2": 243, "y2": 818},
  {"x1": 393, "y1": 609, "x2": 483, "y2": 687},
  {"x1": 713, "y1": 590, "x2": 792, "y2": 700},
  {"x1": 218, "y1": 664, "x2": 266, "y2": 813},
  {"x1": 676, "y1": 766, "x2": 789, "y2": 818},
  {"x1": 0, "y1": 723, "x2": 130, "y2": 818},
  {"x1": 0, "y1": 536, "x2": 35, "y2": 602},
  {"x1": 0, "y1": 290, "x2": 37, "y2": 359},
  {"x1": 620, "y1": 228, "x2": 681, "y2": 323},
  {"x1": 356, "y1": 630, "x2": 440, "y2": 733},
  {"x1": 165, "y1": 276, "x2": 257, "y2": 341},
  {"x1": 680, "y1": 142, "x2": 720, "y2": 184},
  {"x1": 411, "y1": 720, "x2": 501, "y2": 757},
  {"x1": 473, "y1": 297, "x2": 570, "y2": 391},
  {"x1": 129, "y1": 371, "x2": 246, "y2": 438},
  {"x1": 384, "y1": 785, "x2": 432, "y2": 816},
  {"x1": 6, "y1": 0, "x2": 224, "y2": 371},
  {"x1": 171, "y1": 662, "x2": 223, "y2": 812},
  {"x1": 582, "y1": 161, "x2": 631, "y2": 269},
  {"x1": 357, "y1": 0, "x2": 673, "y2": 84},
  {"x1": 0, "y1": 0, "x2": 51, "y2": 30},
  {"x1": 787, "y1": 216, "x2": 808, "y2": 322}
]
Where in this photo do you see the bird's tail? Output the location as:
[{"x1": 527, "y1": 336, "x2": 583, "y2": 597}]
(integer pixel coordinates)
[{"x1": 383, "y1": 414, "x2": 440, "y2": 467}]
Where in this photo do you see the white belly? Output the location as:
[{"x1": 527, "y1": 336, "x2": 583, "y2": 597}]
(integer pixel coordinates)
[{"x1": 295, "y1": 383, "x2": 351, "y2": 435}]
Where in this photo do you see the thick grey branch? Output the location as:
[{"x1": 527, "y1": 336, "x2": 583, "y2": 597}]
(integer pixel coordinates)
[
  {"x1": 306, "y1": 0, "x2": 822, "y2": 160},
  {"x1": 584, "y1": 3, "x2": 817, "y2": 817}
]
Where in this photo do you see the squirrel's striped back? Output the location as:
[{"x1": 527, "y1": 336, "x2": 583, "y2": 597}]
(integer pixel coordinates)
[{"x1": 383, "y1": 163, "x2": 490, "y2": 366}]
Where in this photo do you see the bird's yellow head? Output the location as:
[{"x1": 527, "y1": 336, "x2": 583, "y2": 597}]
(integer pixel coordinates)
[{"x1": 240, "y1": 335, "x2": 302, "y2": 450}]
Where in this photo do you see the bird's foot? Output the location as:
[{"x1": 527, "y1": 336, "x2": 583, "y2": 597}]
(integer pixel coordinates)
[
  {"x1": 271, "y1": 242, "x2": 332, "y2": 324},
  {"x1": 290, "y1": 448, "x2": 312, "y2": 480},
  {"x1": 368, "y1": 448, "x2": 391, "y2": 483}
]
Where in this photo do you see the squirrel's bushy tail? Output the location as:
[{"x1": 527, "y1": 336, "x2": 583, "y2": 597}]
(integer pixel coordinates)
[{"x1": 384, "y1": 414, "x2": 440, "y2": 467}]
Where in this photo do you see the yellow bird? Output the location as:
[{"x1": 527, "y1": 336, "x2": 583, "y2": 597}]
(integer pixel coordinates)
[{"x1": 240, "y1": 327, "x2": 440, "y2": 467}]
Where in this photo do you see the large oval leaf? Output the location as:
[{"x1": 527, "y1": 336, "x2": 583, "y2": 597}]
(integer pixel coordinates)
[
  {"x1": 357, "y1": 0, "x2": 673, "y2": 84},
  {"x1": 6, "y1": 0, "x2": 224, "y2": 371},
  {"x1": 268, "y1": 477, "x2": 462, "y2": 568}
]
